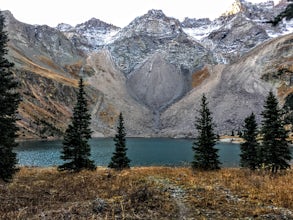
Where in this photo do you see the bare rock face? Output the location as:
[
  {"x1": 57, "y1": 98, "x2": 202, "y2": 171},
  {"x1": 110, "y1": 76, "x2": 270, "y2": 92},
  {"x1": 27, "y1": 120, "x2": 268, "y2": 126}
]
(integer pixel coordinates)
[
  {"x1": 107, "y1": 10, "x2": 215, "y2": 75},
  {"x1": 56, "y1": 18, "x2": 120, "y2": 52},
  {"x1": 183, "y1": 0, "x2": 291, "y2": 62},
  {"x1": 202, "y1": 13, "x2": 269, "y2": 62},
  {"x1": 3, "y1": 10, "x2": 82, "y2": 70},
  {"x1": 107, "y1": 9, "x2": 215, "y2": 114},
  {"x1": 127, "y1": 52, "x2": 185, "y2": 111},
  {"x1": 181, "y1": 18, "x2": 212, "y2": 28}
]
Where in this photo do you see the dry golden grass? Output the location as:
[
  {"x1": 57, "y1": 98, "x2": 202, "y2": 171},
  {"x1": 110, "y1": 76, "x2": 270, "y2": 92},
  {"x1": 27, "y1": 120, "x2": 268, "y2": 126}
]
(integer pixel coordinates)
[
  {"x1": 0, "y1": 167, "x2": 292, "y2": 219},
  {"x1": 9, "y1": 46, "x2": 78, "y2": 87}
]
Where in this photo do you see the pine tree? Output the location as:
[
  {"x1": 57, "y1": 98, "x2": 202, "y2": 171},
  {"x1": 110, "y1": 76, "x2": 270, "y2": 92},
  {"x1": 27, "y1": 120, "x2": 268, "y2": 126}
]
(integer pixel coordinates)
[
  {"x1": 240, "y1": 113, "x2": 259, "y2": 170},
  {"x1": 58, "y1": 78, "x2": 95, "y2": 172},
  {"x1": 108, "y1": 113, "x2": 130, "y2": 170},
  {"x1": 192, "y1": 94, "x2": 220, "y2": 170},
  {"x1": 0, "y1": 11, "x2": 21, "y2": 182},
  {"x1": 259, "y1": 91, "x2": 292, "y2": 173}
]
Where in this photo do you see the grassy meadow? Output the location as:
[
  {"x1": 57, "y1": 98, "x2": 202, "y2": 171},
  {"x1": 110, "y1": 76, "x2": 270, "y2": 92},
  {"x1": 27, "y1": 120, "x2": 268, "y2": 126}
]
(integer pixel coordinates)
[{"x1": 0, "y1": 167, "x2": 293, "y2": 219}]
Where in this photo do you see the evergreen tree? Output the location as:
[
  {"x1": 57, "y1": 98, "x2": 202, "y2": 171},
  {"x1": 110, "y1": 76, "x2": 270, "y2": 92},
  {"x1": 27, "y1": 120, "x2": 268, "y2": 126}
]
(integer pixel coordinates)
[
  {"x1": 259, "y1": 91, "x2": 292, "y2": 173},
  {"x1": 0, "y1": 11, "x2": 20, "y2": 182},
  {"x1": 240, "y1": 113, "x2": 259, "y2": 170},
  {"x1": 108, "y1": 113, "x2": 130, "y2": 170},
  {"x1": 192, "y1": 94, "x2": 220, "y2": 170},
  {"x1": 237, "y1": 129, "x2": 243, "y2": 138},
  {"x1": 58, "y1": 78, "x2": 95, "y2": 172},
  {"x1": 231, "y1": 130, "x2": 235, "y2": 136}
]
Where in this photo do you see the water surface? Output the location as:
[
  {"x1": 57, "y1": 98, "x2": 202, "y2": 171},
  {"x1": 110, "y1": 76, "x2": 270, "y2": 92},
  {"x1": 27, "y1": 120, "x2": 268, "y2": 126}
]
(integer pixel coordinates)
[
  {"x1": 16, "y1": 138, "x2": 292, "y2": 167},
  {"x1": 16, "y1": 138, "x2": 241, "y2": 167}
]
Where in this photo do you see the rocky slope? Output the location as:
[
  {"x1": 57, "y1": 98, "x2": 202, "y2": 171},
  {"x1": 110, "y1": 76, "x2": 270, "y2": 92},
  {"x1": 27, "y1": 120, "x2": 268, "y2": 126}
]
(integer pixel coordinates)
[
  {"x1": 161, "y1": 34, "x2": 293, "y2": 137},
  {"x1": 2, "y1": 0, "x2": 293, "y2": 139},
  {"x1": 4, "y1": 11, "x2": 153, "y2": 139},
  {"x1": 184, "y1": 0, "x2": 292, "y2": 62},
  {"x1": 107, "y1": 9, "x2": 215, "y2": 116}
]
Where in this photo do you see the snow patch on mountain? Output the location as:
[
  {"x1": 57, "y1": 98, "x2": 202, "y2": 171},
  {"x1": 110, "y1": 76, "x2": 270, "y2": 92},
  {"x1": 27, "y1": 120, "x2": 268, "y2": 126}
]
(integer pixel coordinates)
[
  {"x1": 183, "y1": 24, "x2": 221, "y2": 41},
  {"x1": 56, "y1": 18, "x2": 120, "y2": 52},
  {"x1": 181, "y1": 0, "x2": 291, "y2": 43}
]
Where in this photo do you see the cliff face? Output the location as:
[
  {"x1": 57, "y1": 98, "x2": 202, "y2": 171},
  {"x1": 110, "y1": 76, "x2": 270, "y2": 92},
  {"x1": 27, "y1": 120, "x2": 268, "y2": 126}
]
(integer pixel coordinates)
[{"x1": 2, "y1": 0, "x2": 293, "y2": 139}]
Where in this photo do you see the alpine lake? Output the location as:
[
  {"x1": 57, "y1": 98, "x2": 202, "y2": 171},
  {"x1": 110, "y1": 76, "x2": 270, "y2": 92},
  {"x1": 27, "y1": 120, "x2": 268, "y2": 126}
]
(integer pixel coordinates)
[{"x1": 16, "y1": 138, "x2": 293, "y2": 168}]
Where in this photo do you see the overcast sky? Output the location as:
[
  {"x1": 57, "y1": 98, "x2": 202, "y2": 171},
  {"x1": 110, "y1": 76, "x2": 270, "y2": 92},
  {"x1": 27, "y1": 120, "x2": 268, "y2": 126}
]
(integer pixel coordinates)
[{"x1": 1, "y1": 0, "x2": 279, "y2": 28}]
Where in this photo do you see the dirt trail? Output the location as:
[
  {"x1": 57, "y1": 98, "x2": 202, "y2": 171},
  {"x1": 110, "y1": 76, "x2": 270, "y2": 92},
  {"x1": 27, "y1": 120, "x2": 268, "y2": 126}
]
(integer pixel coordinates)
[{"x1": 148, "y1": 176, "x2": 191, "y2": 219}]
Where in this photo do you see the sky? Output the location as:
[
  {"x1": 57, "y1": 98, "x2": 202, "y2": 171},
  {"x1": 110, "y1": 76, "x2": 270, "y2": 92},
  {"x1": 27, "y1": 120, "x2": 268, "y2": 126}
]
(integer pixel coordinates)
[{"x1": 1, "y1": 0, "x2": 280, "y2": 28}]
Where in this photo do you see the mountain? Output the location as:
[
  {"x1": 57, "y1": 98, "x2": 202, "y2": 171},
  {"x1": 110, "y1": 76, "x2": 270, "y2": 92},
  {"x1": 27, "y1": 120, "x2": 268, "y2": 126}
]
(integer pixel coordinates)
[
  {"x1": 3, "y1": 11, "x2": 153, "y2": 139},
  {"x1": 107, "y1": 9, "x2": 216, "y2": 117},
  {"x1": 2, "y1": 0, "x2": 293, "y2": 139},
  {"x1": 161, "y1": 34, "x2": 293, "y2": 137},
  {"x1": 56, "y1": 18, "x2": 120, "y2": 52},
  {"x1": 183, "y1": 0, "x2": 293, "y2": 62}
]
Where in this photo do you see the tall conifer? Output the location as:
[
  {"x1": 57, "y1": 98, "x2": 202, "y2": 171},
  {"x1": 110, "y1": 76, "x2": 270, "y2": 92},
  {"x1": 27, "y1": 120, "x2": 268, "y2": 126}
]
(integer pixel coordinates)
[
  {"x1": 58, "y1": 78, "x2": 95, "y2": 172},
  {"x1": 192, "y1": 94, "x2": 220, "y2": 170},
  {"x1": 108, "y1": 113, "x2": 130, "y2": 170},
  {"x1": 240, "y1": 113, "x2": 259, "y2": 170},
  {"x1": 259, "y1": 91, "x2": 292, "y2": 173},
  {"x1": 0, "y1": 11, "x2": 21, "y2": 182}
]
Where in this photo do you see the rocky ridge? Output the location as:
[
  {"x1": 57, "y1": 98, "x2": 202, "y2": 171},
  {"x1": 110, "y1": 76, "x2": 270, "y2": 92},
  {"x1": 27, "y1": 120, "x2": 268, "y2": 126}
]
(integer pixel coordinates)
[
  {"x1": 2, "y1": 0, "x2": 293, "y2": 139},
  {"x1": 56, "y1": 18, "x2": 120, "y2": 52}
]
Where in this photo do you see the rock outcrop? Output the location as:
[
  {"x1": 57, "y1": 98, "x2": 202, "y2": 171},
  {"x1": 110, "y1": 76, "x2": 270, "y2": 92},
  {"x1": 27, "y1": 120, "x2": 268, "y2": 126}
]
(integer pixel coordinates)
[
  {"x1": 107, "y1": 9, "x2": 215, "y2": 76},
  {"x1": 105, "y1": 10, "x2": 216, "y2": 119},
  {"x1": 56, "y1": 18, "x2": 120, "y2": 52},
  {"x1": 202, "y1": 13, "x2": 269, "y2": 62}
]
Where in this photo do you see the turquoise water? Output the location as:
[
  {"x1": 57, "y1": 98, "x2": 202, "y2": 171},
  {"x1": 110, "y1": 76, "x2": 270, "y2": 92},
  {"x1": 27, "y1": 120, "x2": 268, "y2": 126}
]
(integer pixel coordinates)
[{"x1": 16, "y1": 138, "x2": 293, "y2": 167}]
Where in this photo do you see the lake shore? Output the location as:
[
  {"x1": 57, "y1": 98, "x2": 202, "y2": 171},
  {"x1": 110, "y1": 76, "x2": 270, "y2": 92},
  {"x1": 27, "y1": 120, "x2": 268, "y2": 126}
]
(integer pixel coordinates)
[{"x1": 1, "y1": 166, "x2": 292, "y2": 219}]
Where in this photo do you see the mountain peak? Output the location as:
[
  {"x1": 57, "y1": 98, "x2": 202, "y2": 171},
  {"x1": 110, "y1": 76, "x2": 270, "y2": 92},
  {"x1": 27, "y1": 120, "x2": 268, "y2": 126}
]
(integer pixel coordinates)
[
  {"x1": 115, "y1": 9, "x2": 183, "y2": 40},
  {"x1": 145, "y1": 9, "x2": 166, "y2": 19},
  {"x1": 1, "y1": 10, "x2": 20, "y2": 25},
  {"x1": 222, "y1": 0, "x2": 247, "y2": 17},
  {"x1": 56, "y1": 23, "x2": 74, "y2": 31},
  {"x1": 76, "y1": 17, "x2": 119, "y2": 30}
]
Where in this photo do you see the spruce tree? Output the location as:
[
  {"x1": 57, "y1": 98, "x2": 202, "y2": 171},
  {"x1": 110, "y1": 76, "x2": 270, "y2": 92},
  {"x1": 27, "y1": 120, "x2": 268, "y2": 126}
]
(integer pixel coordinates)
[
  {"x1": 108, "y1": 113, "x2": 130, "y2": 170},
  {"x1": 0, "y1": 11, "x2": 21, "y2": 182},
  {"x1": 240, "y1": 113, "x2": 259, "y2": 170},
  {"x1": 192, "y1": 94, "x2": 220, "y2": 170},
  {"x1": 58, "y1": 78, "x2": 95, "y2": 172},
  {"x1": 259, "y1": 91, "x2": 292, "y2": 173}
]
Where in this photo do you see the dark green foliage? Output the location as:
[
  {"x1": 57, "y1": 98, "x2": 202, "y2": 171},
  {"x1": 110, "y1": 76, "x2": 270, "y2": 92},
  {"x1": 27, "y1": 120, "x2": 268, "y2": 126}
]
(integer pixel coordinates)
[
  {"x1": 269, "y1": 0, "x2": 293, "y2": 26},
  {"x1": 237, "y1": 130, "x2": 243, "y2": 138},
  {"x1": 108, "y1": 113, "x2": 130, "y2": 170},
  {"x1": 259, "y1": 91, "x2": 292, "y2": 173},
  {"x1": 284, "y1": 93, "x2": 293, "y2": 126},
  {"x1": 58, "y1": 78, "x2": 95, "y2": 172},
  {"x1": 231, "y1": 130, "x2": 235, "y2": 136},
  {"x1": 192, "y1": 94, "x2": 220, "y2": 170},
  {"x1": 240, "y1": 113, "x2": 259, "y2": 170},
  {"x1": 0, "y1": 11, "x2": 21, "y2": 182}
]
